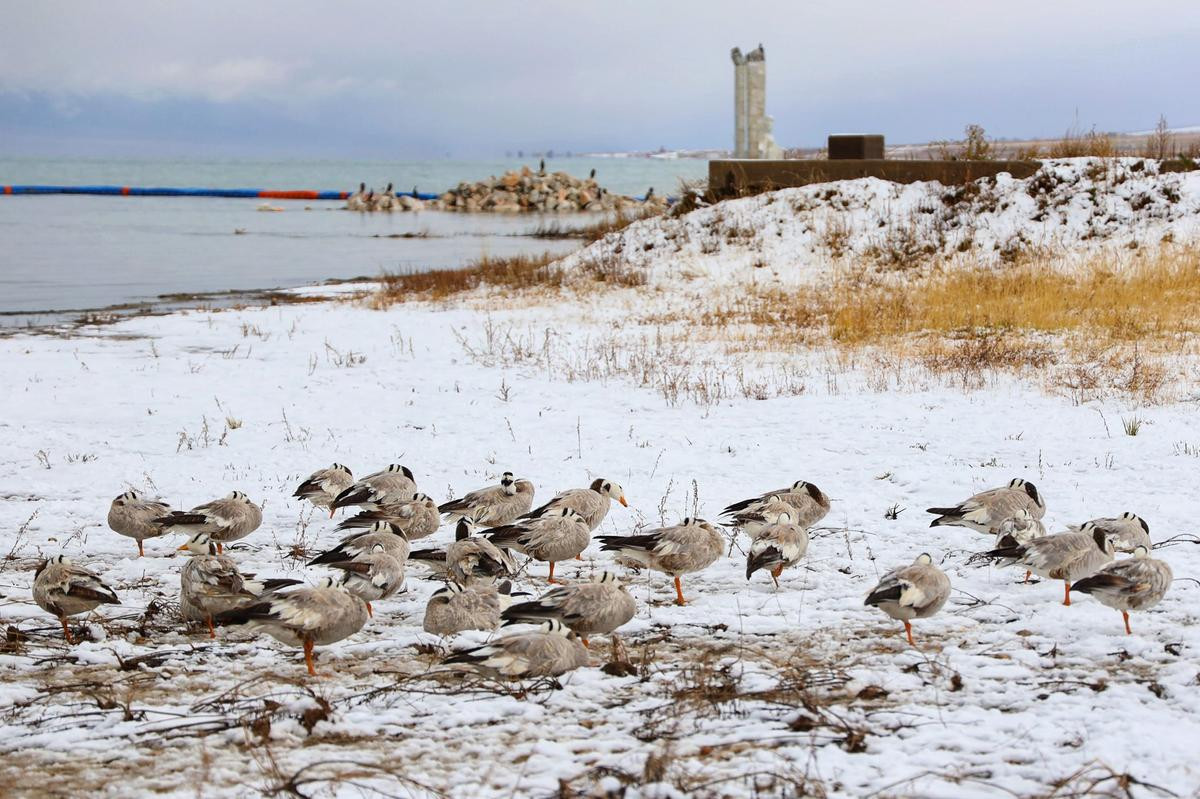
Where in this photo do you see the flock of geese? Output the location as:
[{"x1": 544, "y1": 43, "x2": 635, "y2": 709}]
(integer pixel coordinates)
[
  {"x1": 29, "y1": 469, "x2": 1175, "y2": 679},
  {"x1": 344, "y1": 183, "x2": 424, "y2": 212}
]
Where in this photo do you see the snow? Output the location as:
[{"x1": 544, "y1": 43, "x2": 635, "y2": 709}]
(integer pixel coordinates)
[
  {"x1": 556, "y1": 158, "x2": 1200, "y2": 289},
  {"x1": 2, "y1": 160, "x2": 1200, "y2": 796}
]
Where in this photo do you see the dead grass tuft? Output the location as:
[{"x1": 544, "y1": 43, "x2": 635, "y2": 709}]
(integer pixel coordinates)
[{"x1": 368, "y1": 252, "x2": 562, "y2": 307}]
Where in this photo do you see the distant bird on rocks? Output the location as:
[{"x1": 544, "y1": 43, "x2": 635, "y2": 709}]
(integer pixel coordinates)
[
  {"x1": 439, "y1": 471, "x2": 535, "y2": 526},
  {"x1": 487, "y1": 508, "x2": 591, "y2": 584},
  {"x1": 745, "y1": 510, "x2": 810, "y2": 586},
  {"x1": 502, "y1": 570, "x2": 636, "y2": 653},
  {"x1": 1071, "y1": 546, "x2": 1172, "y2": 634},
  {"x1": 927, "y1": 478, "x2": 1046, "y2": 534},
  {"x1": 598, "y1": 517, "x2": 723, "y2": 605},
  {"x1": 985, "y1": 523, "x2": 1114, "y2": 605},
  {"x1": 32, "y1": 555, "x2": 120, "y2": 643},
  {"x1": 864, "y1": 553, "x2": 951, "y2": 646},
  {"x1": 722, "y1": 480, "x2": 831, "y2": 532},
  {"x1": 520, "y1": 478, "x2": 626, "y2": 531},
  {"x1": 588, "y1": 168, "x2": 596, "y2": 180},
  {"x1": 538, "y1": 159, "x2": 546, "y2": 175},
  {"x1": 156, "y1": 491, "x2": 263, "y2": 553},
  {"x1": 178, "y1": 532, "x2": 300, "y2": 638},
  {"x1": 107, "y1": 489, "x2": 173, "y2": 557},
  {"x1": 293, "y1": 463, "x2": 354, "y2": 517},
  {"x1": 444, "y1": 619, "x2": 588, "y2": 680},
  {"x1": 1068, "y1": 513, "x2": 1151, "y2": 553},
  {"x1": 330, "y1": 464, "x2": 417, "y2": 512},
  {"x1": 215, "y1": 577, "x2": 368, "y2": 676}
]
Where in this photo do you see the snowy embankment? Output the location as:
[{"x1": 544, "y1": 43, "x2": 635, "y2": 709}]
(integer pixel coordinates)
[
  {"x1": 556, "y1": 158, "x2": 1200, "y2": 287},
  {"x1": 1, "y1": 295, "x2": 1199, "y2": 798}
]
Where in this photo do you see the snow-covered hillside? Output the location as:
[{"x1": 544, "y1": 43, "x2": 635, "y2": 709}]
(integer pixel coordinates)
[{"x1": 557, "y1": 158, "x2": 1200, "y2": 288}]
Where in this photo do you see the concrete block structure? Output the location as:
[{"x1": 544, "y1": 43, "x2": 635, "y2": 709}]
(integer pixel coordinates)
[
  {"x1": 828, "y1": 134, "x2": 885, "y2": 160},
  {"x1": 730, "y1": 44, "x2": 782, "y2": 159}
]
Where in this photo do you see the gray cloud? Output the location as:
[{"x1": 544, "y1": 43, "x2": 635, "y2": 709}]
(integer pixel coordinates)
[{"x1": 2, "y1": 1, "x2": 1197, "y2": 157}]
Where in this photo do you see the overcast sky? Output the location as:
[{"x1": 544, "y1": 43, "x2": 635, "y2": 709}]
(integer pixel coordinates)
[{"x1": 2, "y1": 1, "x2": 1196, "y2": 159}]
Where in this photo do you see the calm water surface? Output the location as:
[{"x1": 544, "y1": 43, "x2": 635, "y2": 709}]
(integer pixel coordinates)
[{"x1": 0, "y1": 156, "x2": 706, "y2": 323}]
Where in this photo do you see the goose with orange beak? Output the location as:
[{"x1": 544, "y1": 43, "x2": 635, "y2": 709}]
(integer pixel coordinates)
[
  {"x1": 178, "y1": 532, "x2": 300, "y2": 638},
  {"x1": 519, "y1": 478, "x2": 627, "y2": 531}
]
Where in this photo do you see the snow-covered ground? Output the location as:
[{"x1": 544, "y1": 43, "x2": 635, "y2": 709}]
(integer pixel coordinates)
[
  {"x1": 556, "y1": 158, "x2": 1200, "y2": 289},
  {"x1": 1, "y1": 290, "x2": 1199, "y2": 798}
]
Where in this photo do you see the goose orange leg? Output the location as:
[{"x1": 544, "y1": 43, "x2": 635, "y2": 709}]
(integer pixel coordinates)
[
  {"x1": 216, "y1": 542, "x2": 224, "y2": 555},
  {"x1": 548, "y1": 562, "x2": 559, "y2": 584},
  {"x1": 1123, "y1": 611, "x2": 1132, "y2": 635},
  {"x1": 1062, "y1": 581, "x2": 1071, "y2": 606},
  {"x1": 365, "y1": 601, "x2": 373, "y2": 618},
  {"x1": 206, "y1": 615, "x2": 216, "y2": 639},
  {"x1": 1024, "y1": 570, "x2": 1031, "y2": 583},
  {"x1": 59, "y1": 616, "x2": 75, "y2": 645},
  {"x1": 673, "y1": 576, "x2": 687, "y2": 606},
  {"x1": 137, "y1": 540, "x2": 145, "y2": 558},
  {"x1": 771, "y1": 565, "x2": 783, "y2": 588},
  {"x1": 581, "y1": 637, "x2": 590, "y2": 648},
  {"x1": 303, "y1": 638, "x2": 317, "y2": 676},
  {"x1": 903, "y1": 620, "x2": 915, "y2": 647}
]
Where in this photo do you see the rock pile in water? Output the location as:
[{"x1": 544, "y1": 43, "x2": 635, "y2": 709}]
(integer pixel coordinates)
[{"x1": 345, "y1": 167, "x2": 669, "y2": 213}]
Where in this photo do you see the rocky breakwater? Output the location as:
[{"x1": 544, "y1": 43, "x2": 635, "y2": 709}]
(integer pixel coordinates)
[{"x1": 437, "y1": 165, "x2": 668, "y2": 213}]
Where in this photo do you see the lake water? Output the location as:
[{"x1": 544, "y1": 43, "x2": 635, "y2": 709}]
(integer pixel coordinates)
[{"x1": 0, "y1": 156, "x2": 707, "y2": 324}]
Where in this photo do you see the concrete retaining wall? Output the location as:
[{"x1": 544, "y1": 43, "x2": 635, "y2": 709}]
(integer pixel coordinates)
[{"x1": 709, "y1": 159, "x2": 1041, "y2": 197}]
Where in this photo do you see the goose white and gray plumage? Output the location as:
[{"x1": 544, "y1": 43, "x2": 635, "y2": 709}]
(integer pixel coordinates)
[
  {"x1": 439, "y1": 472, "x2": 536, "y2": 526},
  {"x1": 178, "y1": 532, "x2": 301, "y2": 637},
  {"x1": 1069, "y1": 513, "x2": 1151, "y2": 553},
  {"x1": 410, "y1": 520, "x2": 516, "y2": 584},
  {"x1": 985, "y1": 523, "x2": 1114, "y2": 605},
  {"x1": 745, "y1": 510, "x2": 810, "y2": 586},
  {"x1": 337, "y1": 492, "x2": 440, "y2": 541},
  {"x1": 323, "y1": 543, "x2": 406, "y2": 616},
  {"x1": 107, "y1": 489, "x2": 173, "y2": 557},
  {"x1": 293, "y1": 463, "x2": 354, "y2": 516},
  {"x1": 32, "y1": 555, "x2": 121, "y2": 643},
  {"x1": 308, "y1": 520, "x2": 411, "y2": 567},
  {"x1": 519, "y1": 478, "x2": 626, "y2": 531},
  {"x1": 722, "y1": 481, "x2": 831, "y2": 532},
  {"x1": 329, "y1": 464, "x2": 417, "y2": 512},
  {"x1": 215, "y1": 577, "x2": 369, "y2": 676},
  {"x1": 156, "y1": 491, "x2": 263, "y2": 553},
  {"x1": 927, "y1": 478, "x2": 1046, "y2": 534},
  {"x1": 1070, "y1": 546, "x2": 1172, "y2": 634},
  {"x1": 501, "y1": 571, "x2": 636, "y2": 652},
  {"x1": 598, "y1": 517, "x2": 724, "y2": 606},
  {"x1": 422, "y1": 580, "x2": 521, "y2": 635},
  {"x1": 864, "y1": 553, "x2": 951, "y2": 646},
  {"x1": 486, "y1": 507, "x2": 591, "y2": 583},
  {"x1": 444, "y1": 619, "x2": 589, "y2": 679}
]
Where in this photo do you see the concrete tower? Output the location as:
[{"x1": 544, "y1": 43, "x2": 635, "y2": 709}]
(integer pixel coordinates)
[
  {"x1": 732, "y1": 44, "x2": 782, "y2": 159},
  {"x1": 731, "y1": 48, "x2": 748, "y2": 158}
]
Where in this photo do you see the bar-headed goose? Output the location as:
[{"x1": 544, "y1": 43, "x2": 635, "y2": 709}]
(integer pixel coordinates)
[
  {"x1": 439, "y1": 472, "x2": 536, "y2": 526},
  {"x1": 178, "y1": 532, "x2": 300, "y2": 637},
  {"x1": 1069, "y1": 513, "x2": 1151, "y2": 554},
  {"x1": 487, "y1": 508, "x2": 591, "y2": 583},
  {"x1": 409, "y1": 520, "x2": 516, "y2": 584},
  {"x1": 308, "y1": 520, "x2": 410, "y2": 567},
  {"x1": 927, "y1": 478, "x2": 1046, "y2": 534},
  {"x1": 329, "y1": 464, "x2": 417, "y2": 512},
  {"x1": 520, "y1": 478, "x2": 626, "y2": 531},
  {"x1": 722, "y1": 480, "x2": 831, "y2": 531},
  {"x1": 745, "y1": 510, "x2": 810, "y2": 586},
  {"x1": 293, "y1": 464, "x2": 354, "y2": 517},
  {"x1": 985, "y1": 523, "x2": 1114, "y2": 605},
  {"x1": 214, "y1": 577, "x2": 368, "y2": 676},
  {"x1": 1071, "y1": 546, "x2": 1172, "y2": 634},
  {"x1": 323, "y1": 543, "x2": 406, "y2": 616},
  {"x1": 156, "y1": 491, "x2": 263, "y2": 553},
  {"x1": 107, "y1": 489, "x2": 173, "y2": 557},
  {"x1": 864, "y1": 553, "x2": 951, "y2": 646},
  {"x1": 444, "y1": 619, "x2": 588, "y2": 679},
  {"x1": 337, "y1": 492, "x2": 440, "y2": 541},
  {"x1": 598, "y1": 517, "x2": 723, "y2": 606},
  {"x1": 32, "y1": 555, "x2": 121, "y2": 643},
  {"x1": 422, "y1": 580, "x2": 523, "y2": 636},
  {"x1": 501, "y1": 570, "x2": 635, "y2": 657}
]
